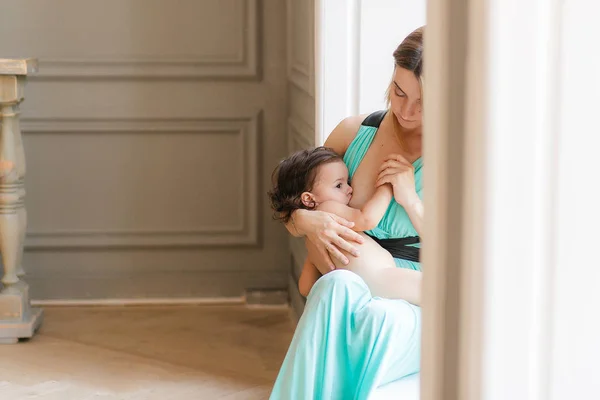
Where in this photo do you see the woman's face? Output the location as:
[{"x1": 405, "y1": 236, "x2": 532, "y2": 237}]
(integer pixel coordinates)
[{"x1": 389, "y1": 67, "x2": 422, "y2": 131}]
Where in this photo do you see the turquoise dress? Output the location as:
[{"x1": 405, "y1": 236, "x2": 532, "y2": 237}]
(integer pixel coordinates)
[{"x1": 270, "y1": 111, "x2": 422, "y2": 400}]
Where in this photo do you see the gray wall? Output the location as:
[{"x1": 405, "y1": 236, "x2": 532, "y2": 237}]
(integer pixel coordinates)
[
  {"x1": 0, "y1": 0, "x2": 290, "y2": 300},
  {"x1": 286, "y1": 0, "x2": 315, "y2": 317}
]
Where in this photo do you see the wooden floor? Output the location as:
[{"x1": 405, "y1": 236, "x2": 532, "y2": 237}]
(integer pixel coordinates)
[{"x1": 0, "y1": 305, "x2": 295, "y2": 399}]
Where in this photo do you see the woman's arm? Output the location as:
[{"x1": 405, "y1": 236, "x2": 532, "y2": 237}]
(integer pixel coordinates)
[
  {"x1": 287, "y1": 209, "x2": 364, "y2": 273},
  {"x1": 284, "y1": 209, "x2": 353, "y2": 238},
  {"x1": 401, "y1": 197, "x2": 424, "y2": 236}
]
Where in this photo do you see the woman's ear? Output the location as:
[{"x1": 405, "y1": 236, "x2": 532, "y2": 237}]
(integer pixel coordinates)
[{"x1": 301, "y1": 192, "x2": 316, "y2": 208}]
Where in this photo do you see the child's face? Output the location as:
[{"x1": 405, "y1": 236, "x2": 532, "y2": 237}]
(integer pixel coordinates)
[{"x1": 306, "y1": 160, "x2": 353, "y2": 206}]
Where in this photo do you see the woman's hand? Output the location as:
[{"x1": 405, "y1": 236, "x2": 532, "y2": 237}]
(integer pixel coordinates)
[
  {"x1": 376, "y1": 154, "x2": 420, "y2": 207},
  {"x1": 293, "y1": 209, "x2": 364, "y2": 272}
]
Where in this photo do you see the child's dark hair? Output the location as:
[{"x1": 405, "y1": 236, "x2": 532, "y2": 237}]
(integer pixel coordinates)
[{"x1": 268, "y1": 146, "x2": 342, "y2": 223}]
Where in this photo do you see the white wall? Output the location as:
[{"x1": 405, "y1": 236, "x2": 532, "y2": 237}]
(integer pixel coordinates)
[{"x1": 359, "y1": 0, "x2": 426, "y2": 114}]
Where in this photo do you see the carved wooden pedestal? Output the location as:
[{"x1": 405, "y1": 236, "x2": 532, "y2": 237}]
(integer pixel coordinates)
[{"x1": 0, "y1": 58, "x2": 43, "y2": 344}]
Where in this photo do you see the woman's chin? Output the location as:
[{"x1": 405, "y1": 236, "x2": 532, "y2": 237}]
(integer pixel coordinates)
[{"x1": 394, "y1": 115, "x2": 420, "y2": 131}]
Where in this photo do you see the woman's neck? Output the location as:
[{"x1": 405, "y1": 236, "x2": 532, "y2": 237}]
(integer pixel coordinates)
[
  {"x1": 386, "y1": 117, "x2": 422, "y2": 160},
  {"x1": 401, "y1": 130, "x2": 422, "y2": 157}
]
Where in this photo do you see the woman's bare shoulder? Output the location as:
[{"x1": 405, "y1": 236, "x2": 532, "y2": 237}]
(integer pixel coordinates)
[{"x1": 324, "y1": 114, "x2": 369, "y2": 156}]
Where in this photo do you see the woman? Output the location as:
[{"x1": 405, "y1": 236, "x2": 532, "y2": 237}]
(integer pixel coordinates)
[{"x1": 270, "y1": 27, "x2": 424, "y2": 400}]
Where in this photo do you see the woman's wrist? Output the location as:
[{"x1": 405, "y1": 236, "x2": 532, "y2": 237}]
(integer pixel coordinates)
[
  {"x1": 403, "y1": 196, "x2": 424, "y2": 235},
  {"x1": 398, "y1": 192, "x2": 421, "y2": 208},
  {"x1": 407, "y1": 197, "x2": 424, "y2": 216},
  {"x1": 291, "y1": 209, "x2": 308, "y2": 237}
]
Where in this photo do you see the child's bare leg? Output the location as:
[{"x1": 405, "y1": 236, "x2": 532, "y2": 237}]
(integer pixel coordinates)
[
  {"x1": 372, "y1": 268, "x2": 422, "y2": 305},
  {"x1": 299, "y1": 257, "x2": 322, "y2": 297},
  {"x1": 351, "y1": 266, "x2": 422, "y2": 305}
]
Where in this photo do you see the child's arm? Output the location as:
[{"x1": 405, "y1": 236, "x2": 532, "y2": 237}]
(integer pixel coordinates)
[
  {"x1": 319, "y1": 184, "x2": 393, "y2": 232},
  {"x1": 298, "y1": 257, "x2": 321, "y2": 297}
]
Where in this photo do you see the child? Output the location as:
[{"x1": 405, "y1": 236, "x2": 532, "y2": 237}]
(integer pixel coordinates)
[{"x1": 268, "y1": 146, "x2": 421, "y2": 305}]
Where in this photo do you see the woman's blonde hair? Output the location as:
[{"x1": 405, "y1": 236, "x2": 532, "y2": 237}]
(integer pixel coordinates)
[{"x1": 385, "y1": 26, "x2": 424, "y2": 146}]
